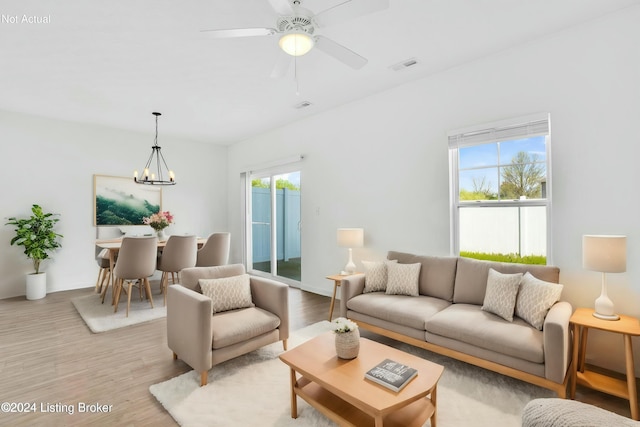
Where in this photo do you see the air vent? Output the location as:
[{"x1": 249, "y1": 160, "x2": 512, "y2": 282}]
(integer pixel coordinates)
[
  {"x1": 389, "y1": 57, "x2": 420, "y2": 71},
  {"x1": 294, "y1": 101, "x2": 313, "y2": 109}
]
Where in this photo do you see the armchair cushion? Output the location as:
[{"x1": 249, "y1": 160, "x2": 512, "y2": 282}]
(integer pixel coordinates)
[
  {"x1": 211, "y1": 307, "x2": 281, "y2": 349},
  {"x1": 200, "y1": 274, "x2": 254, "y2": 313},
  {"x1": 515, "y1": 272, "x2": 563, "y2": 330}
]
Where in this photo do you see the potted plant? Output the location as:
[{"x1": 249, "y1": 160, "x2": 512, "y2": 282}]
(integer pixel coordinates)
[{"x1": 6, "y1": 204, "x2": 63, "y2": 300}]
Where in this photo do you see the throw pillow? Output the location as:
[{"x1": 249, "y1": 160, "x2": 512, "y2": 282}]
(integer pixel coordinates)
[
  {"x1": 362, "y1": 260, "x2": 397, "y2": 293},
  {"x1": 481, "y1": 269, "x2": 523, "y2": 322},
  {"x1": 199, "y1": 274, "x2": 254, "y2": 314},
  {"x1": 515, "y1": 272, "x2": 564, "y2": 330},
  {"x1": 385, "y1": 262, "x2": 421, "y2": 296}
]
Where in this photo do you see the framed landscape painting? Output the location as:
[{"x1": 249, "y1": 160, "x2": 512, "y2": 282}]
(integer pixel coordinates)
[{"x1": 93, "y1": 175, "x2": 162, "y2": 226}]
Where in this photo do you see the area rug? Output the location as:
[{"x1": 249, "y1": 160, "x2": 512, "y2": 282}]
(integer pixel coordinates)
[
  {"x1": 150, "y1": 321, "x2": 555, "y2": 426},
  {"x1": 72, "y1": 291, "x2": 166, "y2": 333}
]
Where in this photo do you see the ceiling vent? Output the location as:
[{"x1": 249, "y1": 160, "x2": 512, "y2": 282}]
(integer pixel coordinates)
[
  {"x1": 294, "y1": 101, "x2": 313, "y2": 109},
  {"x1": 390, "y1": 57, "x2": 419, "y2": 71}
]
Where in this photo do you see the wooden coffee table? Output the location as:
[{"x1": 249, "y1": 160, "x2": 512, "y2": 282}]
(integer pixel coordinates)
[{"x1": 279, "y1": 332, "x2": 444, "y2": 427}]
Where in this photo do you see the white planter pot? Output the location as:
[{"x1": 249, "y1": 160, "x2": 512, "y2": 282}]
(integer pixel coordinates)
[{"x1": 26, "y1": 272, "x2": 47, "y2": 300}]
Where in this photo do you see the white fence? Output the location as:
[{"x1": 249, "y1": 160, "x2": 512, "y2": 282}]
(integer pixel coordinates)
[{"x1": 459, "y1": 206, "x2": 546, "y2": 256}]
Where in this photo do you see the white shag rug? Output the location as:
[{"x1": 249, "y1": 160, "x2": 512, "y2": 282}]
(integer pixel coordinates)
[
  {"x1": 150, "y1": 321, "x2": 554, "y2": 426},
  {"x1": 72, "y1": 291, "x2": 166, "y2": 333}
]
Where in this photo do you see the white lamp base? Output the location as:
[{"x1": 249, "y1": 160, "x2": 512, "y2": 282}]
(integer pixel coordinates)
[
  {"x1": 343, "y1": 248, "x2": 356, "y2": 274},
  {"x1": 593, "y1": 275, "x2": 619, "y2": 321}
]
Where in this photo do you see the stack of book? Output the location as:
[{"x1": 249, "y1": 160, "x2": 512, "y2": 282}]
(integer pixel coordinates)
[{"x1": 364, "y1": 358, "x2": 418, "y2": 392}]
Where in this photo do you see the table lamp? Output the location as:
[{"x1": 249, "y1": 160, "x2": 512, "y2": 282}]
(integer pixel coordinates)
[
  {"x1": 582, "y1": 235, "x2": 627, "y2": 321},
  {"x1": 337, "y1": 228, "x2": 364, "y2": 274}
]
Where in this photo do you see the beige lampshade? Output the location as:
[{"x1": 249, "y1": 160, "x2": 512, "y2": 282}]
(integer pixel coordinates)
[
  {"x1": 582, "y1": 235, "x2": 627, "y2": 273},
  {"x1": 337, "y1": 228, "x2": 364, "y2": 248}
]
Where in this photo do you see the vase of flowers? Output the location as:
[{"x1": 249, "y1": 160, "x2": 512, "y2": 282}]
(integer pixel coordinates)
[
  {"x1": 332, "y1": 317, "x2": 360, "y2": 359},
  {"x1": 143, "y1": 211, "x2": 174, "y2": 241}
]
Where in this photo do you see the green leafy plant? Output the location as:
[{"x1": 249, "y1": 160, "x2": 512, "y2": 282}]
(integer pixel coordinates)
[
  {"x1": 6, "y1": 204, "x2": 63, "y2": 274},
  {"x1": 460, "y1": 251, "x2": 546, "y2": 265}
]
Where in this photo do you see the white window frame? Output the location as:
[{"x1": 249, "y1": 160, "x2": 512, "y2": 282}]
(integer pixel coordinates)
[{"x1": 448, "y1": 113, "x2": 553, "y2": 264}]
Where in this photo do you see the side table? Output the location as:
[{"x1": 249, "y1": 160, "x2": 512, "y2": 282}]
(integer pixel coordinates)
[
  {"x1": 569, "y1": 307, "x2": 640, "y2": 420},
  {"x1": 325, "y1": 273, "x2": 360, "y2": 321}
]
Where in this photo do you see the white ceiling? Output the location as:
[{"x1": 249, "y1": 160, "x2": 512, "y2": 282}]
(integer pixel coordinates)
[{"x1": 1, "y1": 0, "x2": 638, "y2": 145}]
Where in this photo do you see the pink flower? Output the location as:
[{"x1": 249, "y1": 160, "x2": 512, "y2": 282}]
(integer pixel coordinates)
[{"x1": 143, "y1": 211, "x2": 174, "y2": 231}]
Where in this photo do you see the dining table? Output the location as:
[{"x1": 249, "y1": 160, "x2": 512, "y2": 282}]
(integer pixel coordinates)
[{"x1": 95, "y1": 236, "x2": 207, "y2": 295}]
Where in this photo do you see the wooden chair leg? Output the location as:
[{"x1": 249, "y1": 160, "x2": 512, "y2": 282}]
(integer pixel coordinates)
[
  {"x1": 95, "y1": 268, "x2": 103, "y2": 292},
  {"x1": 113, "y1": 279, "x2": 122, "y2": 313},
  {"x1": 126, "y1": 281, "x2": 133, "y2": 317},
  {"x1": 283, "y1": 339, "x2": 288, "y2": 351},
  {"x1": 101, "y1": 277, "x2": 111, "y2": 304},
  {"x1": 201, "y1": 371, "x2": 208, "y2": 386},
  {"x1": 144, "y1": 278, "x2": 154, "y2": 309}
]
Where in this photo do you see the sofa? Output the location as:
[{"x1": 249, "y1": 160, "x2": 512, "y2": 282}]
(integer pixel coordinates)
[
  {"x1": 339, "y1": 251, "x2": 572, "y2": 396},
  {"x1": 167, "y1": 264, "x2": 289, "y2": 386}
]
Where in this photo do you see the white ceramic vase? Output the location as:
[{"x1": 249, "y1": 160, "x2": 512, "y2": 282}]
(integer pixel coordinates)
[
  {"x1": 26, "y1": 272, "x2": 47, "y2": 300},
  {"x1": 335, "y1": 329, "x2": 360, "y2": 359},
  {"x1": 156, "y1": 229, "x2": 166, "y2": 241}
]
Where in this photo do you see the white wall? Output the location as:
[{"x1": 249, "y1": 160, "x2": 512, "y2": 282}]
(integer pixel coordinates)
[
  {"x1": 227, "y1": 7, "x2": 640, "y2": 375},
  {"x1": 0, "y1": 110, "x2": 228, "y2": 299}
]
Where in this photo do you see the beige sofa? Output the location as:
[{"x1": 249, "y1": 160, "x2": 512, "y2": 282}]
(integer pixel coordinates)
[
  {"x1": 339, "y1": 251, "x2": 572, "y2": 396},
  {"x1": 167, "y1": 264, "x2": 289, "y2": 386}
]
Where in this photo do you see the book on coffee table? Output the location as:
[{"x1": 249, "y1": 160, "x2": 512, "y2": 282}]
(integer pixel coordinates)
[{"x1": 364, "y1": 358, "x2": 418, "y2": 392}]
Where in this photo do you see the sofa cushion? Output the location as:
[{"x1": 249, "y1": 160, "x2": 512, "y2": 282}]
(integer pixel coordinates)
[
  {"x1": 426, "y1": 304, "x2": 544, "y2": 363},
  {"x1": 347, "y1": 293, "x2": 451, "y2": 330},
  {"x1": 385, "y1": 262, "x2": 421, "y2": 296},
  {"x1": 453, "y1": 257, "x2": 560, "y2": 305},
  {"x1": 481, "y1": 269, "x2": 523, "y2": 321},
  {"x1": 515, "y1": 272, "x2": 564, "y2": 330},
  {"x1": 363, "y1": 260, "x2": 397, "y2": 293},
  {"x1": 387, "y1": 251, "x2": 457, "y2": 301},
  {"x1": 211, "y1": 307, "x2": 281, "y2": 349},
  {"x1": 200, "y1": 274, "x2": 255, "y2": 314}
]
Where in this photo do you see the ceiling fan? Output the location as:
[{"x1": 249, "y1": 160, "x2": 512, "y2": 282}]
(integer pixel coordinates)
[{"x1": 201, "y1": 0, "x2": 389, "y2": 77}]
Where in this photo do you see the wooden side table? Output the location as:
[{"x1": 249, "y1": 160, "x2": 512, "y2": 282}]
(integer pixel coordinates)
[
  {"x1": 569, "y1": 307, "x2": 640, "y2": 420},
  {"x1": 326, "y1": 274, "x2": 361, "y2": 321}
]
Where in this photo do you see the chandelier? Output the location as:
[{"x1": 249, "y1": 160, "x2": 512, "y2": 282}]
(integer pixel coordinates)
[{"x1": 133, "y1": 112, "x2": 176, "y2": 185}]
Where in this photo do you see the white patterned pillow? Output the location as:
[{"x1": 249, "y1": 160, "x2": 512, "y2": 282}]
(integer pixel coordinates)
[
  {"x1": 481, "y1": 269, "x2": 522, "y2": 321},
  {"x1": 515, "y1": 272, "x2": 563, "y2": 330},
  {"x1": 199, "y1": 274, "x2": 254, "y2": 314},
  {"x1": 385, "y1": 262, "x2": 421, "y2": 296},
  {"x1": 363, "y1": 260, "x2": 397, "y2": 293}
]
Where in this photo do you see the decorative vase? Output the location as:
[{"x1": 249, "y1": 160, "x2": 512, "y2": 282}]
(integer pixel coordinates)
[
  {"x1": 26, "y1": 272, "x2": 47, "y2": 300},
  {"x1": 156, "y1": 229, "x2": 166, "y2": 241},
  {"x1": 335, "y1": 329, "x2": 360, "y2": 359}
]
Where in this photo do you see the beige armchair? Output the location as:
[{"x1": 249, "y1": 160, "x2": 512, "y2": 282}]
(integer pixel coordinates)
[{"x1": 167, "y1": 264, "x2": 289, "y2": 386}]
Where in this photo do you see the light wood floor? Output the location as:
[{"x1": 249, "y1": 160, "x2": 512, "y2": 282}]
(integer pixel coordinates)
[{"x1": 0, "y1": 286, "x2": 632, "y2": 426}]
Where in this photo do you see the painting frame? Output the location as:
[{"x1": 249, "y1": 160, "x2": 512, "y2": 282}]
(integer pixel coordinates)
[{"x1": 93, "y1": 175, "x2": 162, "y2": 226}]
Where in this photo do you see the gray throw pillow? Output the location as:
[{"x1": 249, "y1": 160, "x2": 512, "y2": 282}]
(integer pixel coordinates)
[
  {"x1": 363, "y1": 260, "x2": 397, "y2": 293},
  {"x1": 481, "y1": 268, "x2": 522, "y2": 321},
  {"x1": 515, "y1": 272, "x2": 563, "y2": 330},
  {"x1": 385, "y1": 262, "x2": 421, "y2": 296}
]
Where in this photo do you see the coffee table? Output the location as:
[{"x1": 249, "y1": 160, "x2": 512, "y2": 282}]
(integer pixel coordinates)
[{"x1": 279, "y1": 332, "x2": 444, "y2": 427}]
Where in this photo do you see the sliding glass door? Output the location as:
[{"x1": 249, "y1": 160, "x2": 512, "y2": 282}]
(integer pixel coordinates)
[{"x1": 249, "y1": 170, "x2": 301, "y2": 284}]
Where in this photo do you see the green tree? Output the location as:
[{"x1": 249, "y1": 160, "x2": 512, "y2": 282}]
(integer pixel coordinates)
[
  {"x1": 459, "y1": 176, "x2": 497, "y2": 201},
  {"x1": 251, "y1": 178, "x2": 299, "y2": 191},
  {"x1": 500, "y1": 151, "x2": 544, "y2": 199}
]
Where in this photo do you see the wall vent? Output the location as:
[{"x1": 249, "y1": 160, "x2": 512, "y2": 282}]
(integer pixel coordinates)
[
  {"x1": 390, "y1": 57, "x2": 419, "y2": 71},
  {"x1": 294, "y1": 101, "x2": 313, "y2": 109}
]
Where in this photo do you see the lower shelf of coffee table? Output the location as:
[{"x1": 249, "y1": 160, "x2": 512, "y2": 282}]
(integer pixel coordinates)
[{"x1": 295, "y1": 376, "x2": 434, "y2": 427}]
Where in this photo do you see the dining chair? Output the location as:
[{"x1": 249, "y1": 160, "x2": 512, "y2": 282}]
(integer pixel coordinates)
[
  {"x1": 195, "y1": 232, "x2": 230, "y2": 267},
  {"x1": 94, "y1": 246, "x2": 111, "y2": 294},
  {"x1": 112, "y1": 236, "x2": 158, "y2": 317},
  {"x1": 157, "y1": 235, "x2": 198, "y2": 306}
]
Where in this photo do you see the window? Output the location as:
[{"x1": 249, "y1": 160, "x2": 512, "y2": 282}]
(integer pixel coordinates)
[{"x1": 448, "y1": 113, "x2": 551, "y2": 264}]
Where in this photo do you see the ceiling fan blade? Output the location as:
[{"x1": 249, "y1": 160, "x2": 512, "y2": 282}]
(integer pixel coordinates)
[
  {"x1": 314, "y1": 0, "x2": 389, "y2": 27},
  {"x1": 270, "y1": 52, "x2": 292, "y2": 79},
  {"x1": 200, "y1": 27, "x2": 277, "y2": 39},
  {"x1": 314, "y1": 35, "x2": 367, "y2": 69},
  {"x1": 267, "y1": 0, "x2": 293, "y2": 15}
]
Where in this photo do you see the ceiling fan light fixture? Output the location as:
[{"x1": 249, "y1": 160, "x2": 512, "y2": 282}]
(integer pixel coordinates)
[{"x1": 279, "y1": 32, "x2": 314, "y2": 56}]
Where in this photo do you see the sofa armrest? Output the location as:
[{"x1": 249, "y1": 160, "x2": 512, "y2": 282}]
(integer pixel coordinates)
[
  {"x1": 543, "y1": 301, "x2": 573, "y2": 383},
  {"x1": 167, "y1": 285, "x2": 213, "y2": 374},
  {"x1": 339, "y1": 273, "x2": 366, "y2": 318},
  {"x1": 249, "y1": 276, "x2": 289, "y2": 341}
]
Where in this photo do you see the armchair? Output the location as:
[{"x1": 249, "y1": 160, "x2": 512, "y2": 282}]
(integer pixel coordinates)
[{"x1": 167, "y1": 264, "x2": 289, "y2": 386}]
